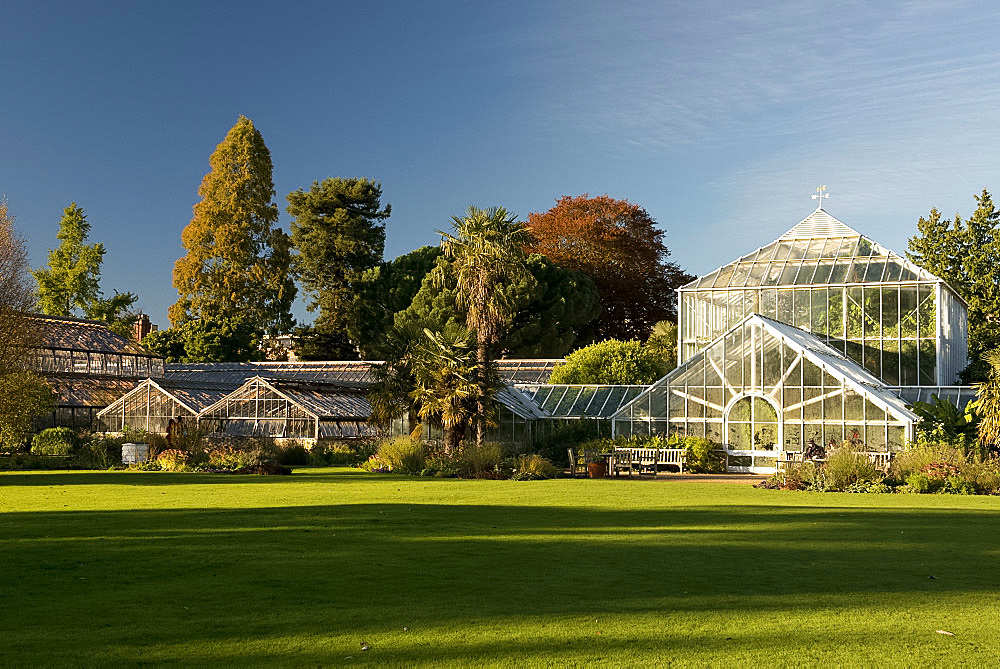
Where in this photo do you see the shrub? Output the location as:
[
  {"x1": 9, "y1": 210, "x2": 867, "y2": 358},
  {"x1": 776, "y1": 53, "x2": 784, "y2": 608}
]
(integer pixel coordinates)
[
  {"x1": 156, "y1": 449, "x2": 190, "y2": 472},
  {"x1": 824, "y1": 445, "x2": 878, "y2": 491},
  {"x1": 207, "y1": 446, "x2": 259, "y2": 471},
  {"x1": 455, "y1": 441, "x2": 506, "y2": 478},
  {"x1": 677, "y1": 436, "x2": 726, "y2": 474},
  {"x1": 277, "y1": 443, "x2": 309, "y2": 466},
  {"x1": 309, "y1": 440, "x2": 377, "y2": 466},
  {"x1": 30, "y1": 427, "x2": 77, "y2": 456},
  {"x1": 905, "y1": 472, "x2": 940, "y2": 494},
  {"x1": 420, "y1": 454, "x2": 462, "y2": 477},
  {"x1": 72, "y1": 433, "x2": 122, "y2": 469},
  {"x1": 375, "y1": 437, "x2": 427, "y2": 474},
  {"x1": 359, "y1": 455, "x2": 390, "y2": 473},
  {"x1": 531, "y1": 420, "x2": 603, "y2": 467},
  {"x1": 891, "y1": 444, "x2": 965, "y2": 479},
  {"x1": 512, "y1": 454, "x2": 558, "y2": 480}
]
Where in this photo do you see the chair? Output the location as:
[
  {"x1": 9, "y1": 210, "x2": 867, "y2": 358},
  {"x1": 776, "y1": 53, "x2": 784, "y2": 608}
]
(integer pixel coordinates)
[{"x1": 611, "y1": 450, "x2": 634, "y2": 478}]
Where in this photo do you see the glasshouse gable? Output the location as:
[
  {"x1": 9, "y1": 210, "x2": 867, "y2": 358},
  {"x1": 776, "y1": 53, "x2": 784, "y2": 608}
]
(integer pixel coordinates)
[{"x1": 613, "y1": 202, "x2": 973, "y2": 472}]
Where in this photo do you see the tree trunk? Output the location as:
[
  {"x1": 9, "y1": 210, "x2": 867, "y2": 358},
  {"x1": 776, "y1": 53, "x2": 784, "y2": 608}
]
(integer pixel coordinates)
[{"x1": 476, "y1": 338, "x2": 488, "y2": 447}]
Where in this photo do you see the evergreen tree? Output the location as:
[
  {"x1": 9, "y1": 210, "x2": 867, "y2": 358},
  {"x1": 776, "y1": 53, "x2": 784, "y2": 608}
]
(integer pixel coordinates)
[
  {"x1": 32, "y1": 203, "x2": 105, "y2": 316},
  {"x1": 907, "y1": 189, "x2": 1000, "y2": 381},
  {"x1": 171, "y1": 116, "x2": 296, "y2": 335},
  {"x1": 287, "y1": 177, "x2": 390, "y2": 359},
  {"x1": 32, "y1": 202, "x2": 139, "y2": 336}
]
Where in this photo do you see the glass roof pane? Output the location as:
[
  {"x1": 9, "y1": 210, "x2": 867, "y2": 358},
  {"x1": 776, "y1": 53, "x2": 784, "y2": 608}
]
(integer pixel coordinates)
[
  {"x1": 803, "y1": 239, "x2": 825, "y2": 260},
  {"x1": 713, "y1": 265, "x2": 736, "y2": 288},
  {"x1": 837, "y1": 238, "x2": 859, "y2": 257},
  {"x1": 762, "y1": 262, "x2": 785, "y2": 286},
  {"x1": 730, "y1": 262, "x2": 753, "y2": 287},
  {"x1": 794, "y1": 261, "x2": 819, "y2": 285},
  {"x1": 828, "y1": 260, "x2": 849, "y2": 283},
  {"x1": 883, "y1": 258, "x2": 902, "y2": 282},
  {"x1": 812, "y1": 260, "x2": 835, "y2": 284},
  {"x1": 779, "y1": 261, "x2": 800, "y2": 284},
  {"x1": 846, "y1": 257, "x2": 869, "y2": 283},
  {"x1": 772, "y1": 242, "x2": 793, "y2": 262},
  {"x1": 818, "y1": 238, "x2": 840, "y2": 258},
  {"x1": 865, "y1": 260, "x2": 887, "y2": 282},
  {"x1": 746, "y1": 262, "x2": 768, "y2": 287},
  {"x1": 857, "y1": 238, "x2": 875, "y2": 256},
  {"x1": 756, "y1": 241, "x2": 781, "y2": 263}
]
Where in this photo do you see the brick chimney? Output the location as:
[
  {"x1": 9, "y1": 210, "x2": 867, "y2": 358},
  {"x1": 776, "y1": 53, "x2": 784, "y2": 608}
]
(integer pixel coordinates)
[{"x1": 134, "y1": 313, "x2": 158, "y2": 342}]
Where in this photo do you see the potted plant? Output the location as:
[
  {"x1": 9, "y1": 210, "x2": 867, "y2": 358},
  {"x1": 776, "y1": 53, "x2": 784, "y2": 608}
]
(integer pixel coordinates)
[{"x1": 587, "y1": 452, "x2": 608, "y2": 478}]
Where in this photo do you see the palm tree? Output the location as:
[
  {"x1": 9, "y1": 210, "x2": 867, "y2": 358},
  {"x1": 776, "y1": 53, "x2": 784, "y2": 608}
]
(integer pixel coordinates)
[
  {"x1": 973, "y1": 348, "x2": 1000, "y2": 452},
  {"x1": 410, "y1": 325, "x2": 479, "y2": 453},
  {"x1": 437, "y1": 206, "x2": 531, "y2": 446}
]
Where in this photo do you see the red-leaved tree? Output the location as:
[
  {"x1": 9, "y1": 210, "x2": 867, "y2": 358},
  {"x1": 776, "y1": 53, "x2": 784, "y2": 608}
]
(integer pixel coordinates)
[{"x1": 525, "y1": 194, "x2": 692, "y2": 341}]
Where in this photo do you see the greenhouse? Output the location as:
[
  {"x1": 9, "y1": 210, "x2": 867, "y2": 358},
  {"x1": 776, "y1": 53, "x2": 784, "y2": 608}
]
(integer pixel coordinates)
[
  {"x1": 198, "y1": 376, "x2": 375, "y2": 440},
  {"x1": 27, "y1": 314, "x2": 165, "y2": 429},
  {"x1": 677, "y1": 208, "x2": 968, "y2": 386},
  {"x1": 97, "y1": 378, "x2": 236, "y2": 434},
  {"x1": 612, "y1": 314, "x2": 918, "y2": 472}
]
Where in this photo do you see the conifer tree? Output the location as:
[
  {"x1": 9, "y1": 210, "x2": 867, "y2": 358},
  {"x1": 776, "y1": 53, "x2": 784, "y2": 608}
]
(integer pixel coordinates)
[
  {"x1": 287, "y1": 177, "x2": 390, "y2": 358},
  {"x1": 170, "y1": 116, "x2": 296, "y2": 334},
  {"x1": 32, "y1": 203, "x2": 105, "y2": 316}
]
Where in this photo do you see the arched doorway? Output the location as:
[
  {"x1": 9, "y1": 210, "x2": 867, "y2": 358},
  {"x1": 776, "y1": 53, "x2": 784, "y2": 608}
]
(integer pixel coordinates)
[{"x1": 724, "y1": 394, "x2": 780, "y2": 472}]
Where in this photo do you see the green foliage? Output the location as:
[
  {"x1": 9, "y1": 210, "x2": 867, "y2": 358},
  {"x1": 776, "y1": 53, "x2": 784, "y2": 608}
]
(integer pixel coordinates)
[
  {"x1": 645, "y1": 321, "x2": 678, "y2": 373},
  {"x1": 83, "y1": 290, "x2": 140, "y2": 340},
  {"x1": 410, "y1": 325, "x2": 483, "y2": 452},
  {"x1": 912, "y1": 395, "x2": 980, "y2": 453},
  {"x1": 679, "y1": 435, "x2": 725, "y2": 474},
  {"x1": 142, "y1": 317, "x2": 262, "y2": 363},
  {"x1": 420, "y1": 454, "x2": 463, "y2": 477},
  {"x1": 395, "y1": 253, "x2": 600, "y2": 359},
  {"x1": 290, "y1": 323, "x2": 357, "y2": 361},
  {"x1": 549, "y1": 339, "x2": 667, "y2": 385},
  {"x1": 287, "y1": 177, "x2": 390, "y2": 356},
  {"x1": 970, "y1": 348, "x2": 1000, "y2": 450},
  {"x1": 824, "y1": 445, "x2": 879, "y2": 491},
  {"x1": 32, "y1": 203, "x2": 104, "y2": 316},
  {"x1": 156, "y1": 449, "x2": 190, "y2": 472},
  {"x1": 0, "y1": 372, "x2": 54, "y2": 453},
  {"x1": 32, "y1": 202, "x2": 139, "y2": 334},
  {"x1": 307, "y1": 441, "x2": 376, "y2": 466},
  {"x1": 438, "y1": 205, "x2": 531, "y2": 445},
  {"x1": 454, "y1": 441, "x2": 506, "y2": 478},
  {"x1": 512, "y1": 454, "x2": 558, "y2": 480},
  {"x1": 71, "y1": 434, "x2": 122, "y2": 470},
  {"x1": 30, "y1": 427, "x2": 77, "y2": 456},
  {"x1": 531, "y1": 420, "x2": 604, "y2": 467},
  {"x1": 170, "y1": 116, "x2": 296, "y2": 334},
  {"x1": 1, "y1": 199, "x2": 41, "y2": 376},
  {"x1": 351, "y1": 246, "x2": 445, "y2": 358},
  {"x1": 906, "y1": 189, "x2": 1000, "y2": 381},
  {"x1": 374, "y1": 436, "x2": 428, "y2": 475}
]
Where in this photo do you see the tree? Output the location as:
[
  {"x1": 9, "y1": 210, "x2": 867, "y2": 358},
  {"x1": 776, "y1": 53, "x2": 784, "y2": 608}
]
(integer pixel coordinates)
[
  {"x1": 410, "y1": 325, "x2": 481, "y2": 453},
  {"x1": 526, "y1": 194, "x2": 693, "y2": 341},
  {"x1": 32, "y1": 203, "x2": 139, "y2": 335},
  {"x1": 350, "y1": 245, "x2": 444, "y2": 358},
  {"x1": 645, "y1": 320, "x2": 679, "y2": 372},
  {"x1": 171, "y1": 116, "x2": 296, "y2": 335},
  {"x1": 143, "y1": 317, "x2": 261, "y2": 363},
  {"x1": 287, "y1": 178, "x2": 390, "y2": 359},
  {"x1": 907, "y1": 189, "x2": 1000, "y2": 382},
  {"x1": 0, "y1": 200, "x2": 53, "y2": 451},
  {"x1": 971, "y1": 349, "x2": 1000, "y2": 452},
  {"x1": 548, "y1": 339, "x2": 667, "y2": 385},
  {"x1": 438, "y1": 206, "x2": 531, "y2": 446},
  {"x1": 394, "y1": 253, "x2": 600, "y2": 358}
]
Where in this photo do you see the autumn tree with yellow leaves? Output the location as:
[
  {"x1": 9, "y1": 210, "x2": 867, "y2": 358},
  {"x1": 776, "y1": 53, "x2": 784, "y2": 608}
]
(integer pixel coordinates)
[{"x1": 170, "y1": 116, "x2": 295, "y2": 334}]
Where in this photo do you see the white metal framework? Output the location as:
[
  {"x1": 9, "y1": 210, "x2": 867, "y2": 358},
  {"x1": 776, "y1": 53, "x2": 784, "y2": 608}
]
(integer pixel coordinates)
[
  {"x1": 677, "y1": 209, "x2": 969, "y2": 385},
  {"x1": 614, "y1": 314, "x2": 917, "y2": 472}
]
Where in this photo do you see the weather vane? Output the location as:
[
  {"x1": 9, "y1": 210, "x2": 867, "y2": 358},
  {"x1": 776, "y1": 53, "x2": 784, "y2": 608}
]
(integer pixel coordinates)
[{"x1": 811, "y1": 185, "x2": 830, "y2": 208}]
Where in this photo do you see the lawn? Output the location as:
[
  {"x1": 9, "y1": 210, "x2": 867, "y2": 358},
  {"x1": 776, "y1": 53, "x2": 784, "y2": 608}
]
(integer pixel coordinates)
[{"x1": 2, "y1": 468, "x2": 999, "y2": 666}]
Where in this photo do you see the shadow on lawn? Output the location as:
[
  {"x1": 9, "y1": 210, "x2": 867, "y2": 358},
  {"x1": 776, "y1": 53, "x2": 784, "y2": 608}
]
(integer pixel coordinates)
[
  {"x1": 4, "y1": 498, "x2": 1000, "y2": 664},
  {"x1": 0, "y1": 467, "x2": 388, "y2": 486}
]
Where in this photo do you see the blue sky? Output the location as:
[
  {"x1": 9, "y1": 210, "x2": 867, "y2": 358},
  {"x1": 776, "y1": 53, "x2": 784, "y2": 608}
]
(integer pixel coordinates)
[{"x1": 3, "y1": 0, "x2": 1000, "y2": 329}]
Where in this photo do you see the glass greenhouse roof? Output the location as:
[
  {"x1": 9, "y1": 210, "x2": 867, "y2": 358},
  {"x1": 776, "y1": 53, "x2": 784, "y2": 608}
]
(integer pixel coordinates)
[
  {"x1": 679, "y1": 209, "x2": 955, "y2": 294},
  {"x1": 616, "y1": 314, "x2": 918, "y2": 424},
  {"x1": 520, "y1": 384, "x2": 645, "y2": 418}
]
